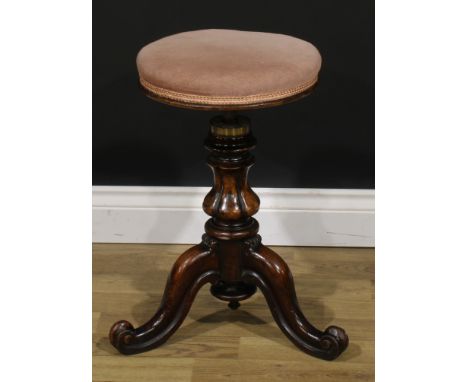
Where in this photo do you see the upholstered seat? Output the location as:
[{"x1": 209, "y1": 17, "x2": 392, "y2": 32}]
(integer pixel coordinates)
[{"x1": 136, "y1": 29, "x2": 322, "y2": 110}]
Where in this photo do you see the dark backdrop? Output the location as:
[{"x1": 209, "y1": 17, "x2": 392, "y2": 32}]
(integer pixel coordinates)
[{"x1": 93, "y1": 0, "x2": 374, "y2": 188}]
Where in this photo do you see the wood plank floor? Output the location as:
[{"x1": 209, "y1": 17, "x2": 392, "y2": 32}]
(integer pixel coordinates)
[{"x1": 93, "y1": 244, "x2": 374, "y2": 382}]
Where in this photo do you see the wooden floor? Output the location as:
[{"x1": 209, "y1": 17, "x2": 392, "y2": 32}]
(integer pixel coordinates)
[{"x1": 93, "y1": 244, "x2": 374, "y2": 382}]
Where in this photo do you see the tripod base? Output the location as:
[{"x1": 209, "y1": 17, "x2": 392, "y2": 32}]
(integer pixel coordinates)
[{"x1": 109, "y1": 235, "x2": 348, "y2": 360}]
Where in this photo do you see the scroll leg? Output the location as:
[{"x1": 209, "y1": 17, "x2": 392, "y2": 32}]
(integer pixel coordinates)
[
  {"x1": 109, "y1": 243, "x2": 219, "y2": 355},
  {"x1": 242, "y1": 244, "x2": 348, "y2": 360}
]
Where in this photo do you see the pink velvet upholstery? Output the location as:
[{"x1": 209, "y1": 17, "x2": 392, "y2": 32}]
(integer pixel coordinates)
[{"x1": 137, "y1": 29, "x2": 322, "y2": 109}]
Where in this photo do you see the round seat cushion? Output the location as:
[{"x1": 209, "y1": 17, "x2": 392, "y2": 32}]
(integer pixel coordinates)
[{"x1": 136, "y1": 29, "x2": 322, "y2": 110}]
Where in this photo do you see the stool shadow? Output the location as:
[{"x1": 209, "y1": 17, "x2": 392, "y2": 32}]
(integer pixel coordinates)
[
  {"x1": 167, "y1": 296, "x2": 336, "y2": 352},
  {"x1": 96, "y1": 335, "x2": 116, "y2": 355}
]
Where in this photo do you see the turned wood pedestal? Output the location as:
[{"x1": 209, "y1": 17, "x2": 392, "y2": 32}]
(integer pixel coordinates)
[{"x1": 109, "y1": 114, "x2": 348, "y2": 360}]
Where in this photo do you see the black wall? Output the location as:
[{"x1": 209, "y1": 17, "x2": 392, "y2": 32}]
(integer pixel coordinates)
[{"x1": 93, "y1": 0, "x2": 374, "y2": 188}]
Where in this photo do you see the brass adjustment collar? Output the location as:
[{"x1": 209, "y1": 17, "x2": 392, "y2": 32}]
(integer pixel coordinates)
[{"x1": 210, "y1": 115, "x2": 250, "y2": 137}]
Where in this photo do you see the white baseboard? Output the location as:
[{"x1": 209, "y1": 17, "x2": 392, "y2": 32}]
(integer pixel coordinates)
[{"x1": 93, "y1": 186, "x2": 374, "y2": 247}]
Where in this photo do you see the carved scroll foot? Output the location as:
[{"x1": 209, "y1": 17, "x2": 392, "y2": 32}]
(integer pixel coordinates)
[
  {"x1": 109, "y1": 243, "x2": 219, "y2": 355},
  {"x1": 242, "y1": 243, "x2": 348, "y2": 360}
]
